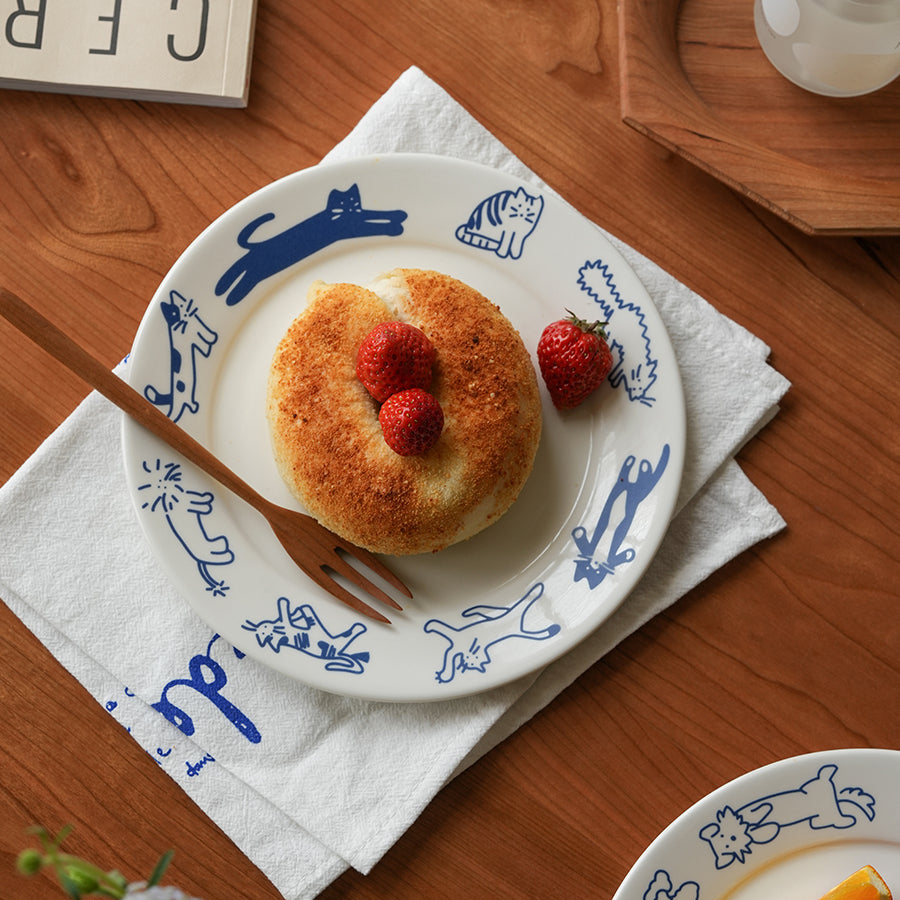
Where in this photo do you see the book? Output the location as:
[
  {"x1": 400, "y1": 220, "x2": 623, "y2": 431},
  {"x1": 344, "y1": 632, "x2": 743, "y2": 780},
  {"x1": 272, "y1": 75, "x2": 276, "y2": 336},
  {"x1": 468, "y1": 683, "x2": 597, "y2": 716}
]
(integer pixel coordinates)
[{"x1": 0, "y1": 0, "x2": 257, "y2": 107}]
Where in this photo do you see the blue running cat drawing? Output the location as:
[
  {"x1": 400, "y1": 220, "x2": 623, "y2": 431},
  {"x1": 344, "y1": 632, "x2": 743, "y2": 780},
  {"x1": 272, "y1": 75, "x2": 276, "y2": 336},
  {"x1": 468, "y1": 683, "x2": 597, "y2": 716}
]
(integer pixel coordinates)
[
  {"x1": 215, "y1": 184, "x2": 408, "y2": 306},
  {"x1": 424, "y1": 583, "x2": 559, "y2": 684}
]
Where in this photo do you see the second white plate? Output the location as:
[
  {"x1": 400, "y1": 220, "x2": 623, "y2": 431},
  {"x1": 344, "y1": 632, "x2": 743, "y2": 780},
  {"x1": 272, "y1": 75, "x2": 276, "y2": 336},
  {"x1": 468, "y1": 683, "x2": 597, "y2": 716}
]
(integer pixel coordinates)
[{"x1": 614, "y1": 749, "x2": 900, "y2": 900}]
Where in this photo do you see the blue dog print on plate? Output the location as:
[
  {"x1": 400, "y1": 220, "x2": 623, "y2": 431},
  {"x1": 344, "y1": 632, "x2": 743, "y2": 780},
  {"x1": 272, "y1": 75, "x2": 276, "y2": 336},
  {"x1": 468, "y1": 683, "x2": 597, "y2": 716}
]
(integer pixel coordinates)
[
  {"x1": 698, "y1": 763, "x2": 876, "y2": 869},
  {"x1": 424, "y1": 583, "x2": 559, "y2": 684},
  {"x1": 242, "y1": 596, "x2": 371, "y2": 674},
  {"x1": 215, "y1": 183, "x2": 408, "y2": 306},
  {"x1": 571, "y1": 445, "x2": 669, "y2": 589},
  {"x1": 137, "y1": 459, "x2": 234, "y2": 596},
  {"x1": 577, "y1": 259, "x2": 658, "y2": 407},
  {"x1": 143, "y1": 289, "x2": 218, "y2": 424},
  {"x1": 455, "y1": 185, "x2": 543, "y2": 259}
]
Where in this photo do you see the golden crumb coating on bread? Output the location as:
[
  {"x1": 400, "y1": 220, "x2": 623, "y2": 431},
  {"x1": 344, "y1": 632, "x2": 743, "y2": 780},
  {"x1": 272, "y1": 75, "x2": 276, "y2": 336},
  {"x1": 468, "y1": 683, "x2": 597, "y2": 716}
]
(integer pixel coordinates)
[{"x1": 266, "y1": 268, "x2": 542, "y2": 555}]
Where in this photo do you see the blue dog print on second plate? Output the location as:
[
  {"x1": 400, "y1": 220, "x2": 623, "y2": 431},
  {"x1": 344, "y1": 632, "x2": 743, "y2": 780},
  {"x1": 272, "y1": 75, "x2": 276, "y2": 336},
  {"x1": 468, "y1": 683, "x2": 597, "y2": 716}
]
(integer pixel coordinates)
[
  {"x1": 242, "y1": 596, "x2": 371, "y2": 675},
  {"x1": 642, "y1": 870, "x2": 699, "y2": 900},
  {"x1": 698, "y1": 763, "x2": 876, "y2": 870},
  {"x1": 214, "y1": 183, "x2": 408, "y2": 306},
  {"x1": 424, "y1": 583, "x2": 559, "y2": 684},
  {"x1": 143, "y1": 289, "x2": 218, "y2": 424},
  {"x1": 137, "y1": 459, "x2": 234, "y2": 596},
  {"x1": 577, "y1": 259, "x2": 658, "y2": 407},
  {"x1": 455, "y1": 185, "x2": 544, "y2": 260},
  {"x1": 571, "y1": 445, "x2": 670, "y2": 590}
]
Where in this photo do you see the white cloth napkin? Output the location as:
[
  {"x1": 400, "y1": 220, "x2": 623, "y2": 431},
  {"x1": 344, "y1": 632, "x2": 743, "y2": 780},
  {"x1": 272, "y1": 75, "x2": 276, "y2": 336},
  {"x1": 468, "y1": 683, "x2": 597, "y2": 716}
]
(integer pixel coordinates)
[{"x1": 0, "y1": 67, "x2": 789, "y2": 899}]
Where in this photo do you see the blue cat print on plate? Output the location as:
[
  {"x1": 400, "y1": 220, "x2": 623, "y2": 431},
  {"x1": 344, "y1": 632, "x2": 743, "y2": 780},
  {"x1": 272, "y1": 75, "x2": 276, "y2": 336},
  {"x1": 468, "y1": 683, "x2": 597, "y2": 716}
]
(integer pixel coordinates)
[
  {"x1": 144, "y1": 289, "x2": 218, "y2": 424},
  {"x1": 243, "y1": 596, "x2": 372, "y2": 675},
  {"x1": 455, "y1": 185, "x2": 544, "y2": 259},
  {"x1": 137, "y1": 459, "x2": 234, "y2": 597},
  {"x1": 571, "y1": 445, "x2": 669, "y2": 590},
  {"x1": 578, "y1": 259, "x2": 658, "y2": 408},
  {"x1": 698, "y1": 763, "x2": 875, "y2": 869},
  {"x1": 642, "y1": 870, "x2": 700, "y2": 900},
  {"x1": 137, "y1": 182, "x2": 411, "y2": 619},
  {"x1": 641, "y1": 761, "x2": 878, "y2": 899},
  {"x1": 424, "y1": 583, "x2": 559, "y2": 684},
  {"x1": 424, "y1": 442, "x2": 670, "y2": 685},
  {"x1": 215, "y1": 184, "x2": 407, "y2": 306}
]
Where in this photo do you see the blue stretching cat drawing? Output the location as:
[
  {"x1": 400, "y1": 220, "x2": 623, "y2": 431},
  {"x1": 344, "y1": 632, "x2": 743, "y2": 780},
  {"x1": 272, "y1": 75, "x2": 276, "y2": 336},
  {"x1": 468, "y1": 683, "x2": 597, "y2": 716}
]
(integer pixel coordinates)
[
  {"x1": 137, "y1": 459, "x2": 234, "y2": 596},
  {"x1": 215, "y1": 184, "x2": 407, "y2": 306}
]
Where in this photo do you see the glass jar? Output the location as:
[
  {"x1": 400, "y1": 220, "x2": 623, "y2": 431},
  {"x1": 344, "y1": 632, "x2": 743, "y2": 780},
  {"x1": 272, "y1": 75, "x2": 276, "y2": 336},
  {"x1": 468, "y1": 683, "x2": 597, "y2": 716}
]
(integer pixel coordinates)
[{"x1": 754, "y1": 0, "x2": 900, "y2": 97}]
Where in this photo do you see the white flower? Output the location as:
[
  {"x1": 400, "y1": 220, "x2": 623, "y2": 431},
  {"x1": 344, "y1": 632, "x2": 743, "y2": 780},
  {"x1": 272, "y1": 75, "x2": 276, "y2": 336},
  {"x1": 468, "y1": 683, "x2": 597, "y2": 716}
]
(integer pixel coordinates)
[{"x1": 124, "y1": 884, "x2": 202, "y2": 900}]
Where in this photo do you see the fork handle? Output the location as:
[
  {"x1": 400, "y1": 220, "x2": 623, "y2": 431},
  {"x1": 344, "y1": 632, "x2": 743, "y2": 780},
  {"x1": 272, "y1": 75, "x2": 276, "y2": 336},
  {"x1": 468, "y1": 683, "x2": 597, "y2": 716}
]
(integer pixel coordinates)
[{"x1": 0, "y1": 288, "x2": 272, "y2": 517}]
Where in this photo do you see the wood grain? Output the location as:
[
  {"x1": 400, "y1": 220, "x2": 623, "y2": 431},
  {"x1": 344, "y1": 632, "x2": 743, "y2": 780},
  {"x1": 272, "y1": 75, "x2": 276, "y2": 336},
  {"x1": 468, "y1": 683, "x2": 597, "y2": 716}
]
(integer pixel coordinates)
[
  {"x1": 620, "y1": 0, "x2": 900, "y2": 234},
  {"x1": 1, "y1": 1, "x2": 898, "y2": 898}
]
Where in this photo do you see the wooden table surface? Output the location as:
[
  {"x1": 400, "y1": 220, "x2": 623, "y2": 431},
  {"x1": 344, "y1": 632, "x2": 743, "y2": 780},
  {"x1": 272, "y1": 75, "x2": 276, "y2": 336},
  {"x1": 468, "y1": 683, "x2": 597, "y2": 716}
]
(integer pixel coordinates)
[{"x1": 1, "y1": 2, "x2": 897, "y2": 897}]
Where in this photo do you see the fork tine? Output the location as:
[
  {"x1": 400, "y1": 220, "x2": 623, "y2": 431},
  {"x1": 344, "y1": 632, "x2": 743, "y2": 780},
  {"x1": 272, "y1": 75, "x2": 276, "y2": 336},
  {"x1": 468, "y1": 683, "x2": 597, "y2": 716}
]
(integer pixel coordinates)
[
  {"x1": 265, "y1": 503, "x2": 409, "y2": 620},
  {"x1": 331, "y1": 541, "x2": 409, "y2": 608},
  {"x1": 290, "y1": 553, "x2": 393, "y2": 624},
  {"x1": 271, "y1": 517, "x2": 402, "y2": 622},
  {"x1": 327, "y1": 551, "x2": 405, "y2": 611},
  {"x1": 296, "y1": 513, "x2": 409, "y2": 608}
]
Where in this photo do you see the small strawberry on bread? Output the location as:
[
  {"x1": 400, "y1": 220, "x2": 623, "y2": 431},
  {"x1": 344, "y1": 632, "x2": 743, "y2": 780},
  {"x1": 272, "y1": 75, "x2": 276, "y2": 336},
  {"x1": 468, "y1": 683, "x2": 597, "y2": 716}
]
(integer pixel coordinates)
[
  {"x1": 378, "y1": 388, "x2": 444, "y2": 456},
  {"x1": 356, "y1": 321, "x2": 435, "y2": 402}
]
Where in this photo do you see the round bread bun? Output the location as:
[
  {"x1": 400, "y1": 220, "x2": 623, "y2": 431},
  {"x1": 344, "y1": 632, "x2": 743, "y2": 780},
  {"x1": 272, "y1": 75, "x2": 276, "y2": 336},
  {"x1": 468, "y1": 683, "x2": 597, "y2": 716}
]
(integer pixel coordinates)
[{"x1": 266, "y1": 268, "x2": 542, "y2": 555}]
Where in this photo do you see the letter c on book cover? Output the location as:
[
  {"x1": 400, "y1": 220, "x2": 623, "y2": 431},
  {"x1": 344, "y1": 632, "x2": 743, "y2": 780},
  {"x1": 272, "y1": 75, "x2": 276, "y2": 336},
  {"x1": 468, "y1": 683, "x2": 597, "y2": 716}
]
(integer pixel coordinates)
[{"x1": 167, "y1": 0, "x2": 209, "y2": 62}]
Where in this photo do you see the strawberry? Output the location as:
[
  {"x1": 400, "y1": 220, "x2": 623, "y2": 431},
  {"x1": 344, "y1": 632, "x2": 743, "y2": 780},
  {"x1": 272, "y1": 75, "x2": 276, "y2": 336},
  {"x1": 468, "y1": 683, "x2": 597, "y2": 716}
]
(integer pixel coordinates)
[
  {"x1": 356, "y1": 321, "x2": 436, "y2": 402},
  {"x1": 537, "y1": 311, "x2": 612, "y2": 409},
  {"x1": 378, "y1": 388, "x2": 444, "y2": 456}
]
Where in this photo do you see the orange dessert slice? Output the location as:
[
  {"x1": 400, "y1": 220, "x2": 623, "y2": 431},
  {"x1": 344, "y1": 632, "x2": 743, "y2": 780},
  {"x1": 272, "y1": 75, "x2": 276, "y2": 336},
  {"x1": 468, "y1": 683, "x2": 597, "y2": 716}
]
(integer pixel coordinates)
[{"x1": 818, "y1": 866, "x2": 892, "y2": 900}]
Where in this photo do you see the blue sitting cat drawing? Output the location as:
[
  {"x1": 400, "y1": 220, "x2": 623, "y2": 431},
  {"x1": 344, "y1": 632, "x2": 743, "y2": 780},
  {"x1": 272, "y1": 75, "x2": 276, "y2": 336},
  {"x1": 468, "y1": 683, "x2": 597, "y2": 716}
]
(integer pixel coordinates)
[
  {"x1": 215, "y1": 183, "x2": 408, "y2": 306},
  {"x1": 455, "y1": 186, "x2": 544, "y2": 259}
]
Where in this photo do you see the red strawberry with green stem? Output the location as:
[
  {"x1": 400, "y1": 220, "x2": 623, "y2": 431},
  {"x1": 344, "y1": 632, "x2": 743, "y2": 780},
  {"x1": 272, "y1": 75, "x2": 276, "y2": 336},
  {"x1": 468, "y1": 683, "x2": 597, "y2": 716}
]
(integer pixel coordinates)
[
  {"x1": 378, "y1": 388, "x2": 444, "y2": 456},
  {"x1": 356, "y1": 321, "x2": 435, "y2": 402},
  {"x1": 537, "y1": 310, "x2": 612, "y2": 409}
]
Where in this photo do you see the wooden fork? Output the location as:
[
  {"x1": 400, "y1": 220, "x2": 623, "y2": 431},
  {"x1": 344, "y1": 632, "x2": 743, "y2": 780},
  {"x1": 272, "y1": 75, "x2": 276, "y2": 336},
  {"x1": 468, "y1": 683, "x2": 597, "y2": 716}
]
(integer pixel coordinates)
[{"x1": 0, "y1": 288, "x2": 410, "y2": 624}]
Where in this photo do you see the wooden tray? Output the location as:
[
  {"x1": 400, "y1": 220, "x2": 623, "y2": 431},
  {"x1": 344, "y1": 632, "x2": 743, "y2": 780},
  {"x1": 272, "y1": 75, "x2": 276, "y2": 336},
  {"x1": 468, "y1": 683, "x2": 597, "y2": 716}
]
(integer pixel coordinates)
[{"x1": 619, "y1": 0, "x2": 900, "y2": 235}]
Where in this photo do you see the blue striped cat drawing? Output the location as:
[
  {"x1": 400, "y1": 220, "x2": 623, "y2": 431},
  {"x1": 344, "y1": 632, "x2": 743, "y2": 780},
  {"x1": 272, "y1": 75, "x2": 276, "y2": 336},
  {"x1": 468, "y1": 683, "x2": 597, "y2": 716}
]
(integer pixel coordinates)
[{"x1": 455, "y1": 186, "x2": 544, "y2": 259}]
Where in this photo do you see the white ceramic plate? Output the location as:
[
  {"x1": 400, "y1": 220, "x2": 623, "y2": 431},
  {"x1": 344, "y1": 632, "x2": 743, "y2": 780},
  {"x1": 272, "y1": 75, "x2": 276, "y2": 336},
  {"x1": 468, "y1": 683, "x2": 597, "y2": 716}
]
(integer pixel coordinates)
[
  {"x1": 613, "y1": 748, "x2": 900, "y2": 900},
  {"x1": 122, "y1": 153, "x2": 685, "y2": 702}
]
